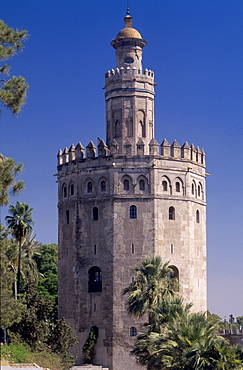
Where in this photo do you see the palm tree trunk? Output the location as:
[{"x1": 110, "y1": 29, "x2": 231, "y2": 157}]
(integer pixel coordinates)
[{"x1": 16, "y1": 239, "x2": 22, "y2": 297}]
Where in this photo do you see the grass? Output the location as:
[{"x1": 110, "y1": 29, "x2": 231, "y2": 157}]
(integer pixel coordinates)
[{"x1": 0, "y1": 342, "x2": 63, "y2": 370}]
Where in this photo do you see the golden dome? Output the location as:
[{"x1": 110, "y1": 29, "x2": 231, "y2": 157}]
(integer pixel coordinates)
[
  {"x1": 115, "y1": 15, "x2": 142, "y2": 41},
  {"x1": 116, "y1": 27, "x2": 142, "y2": 40}
]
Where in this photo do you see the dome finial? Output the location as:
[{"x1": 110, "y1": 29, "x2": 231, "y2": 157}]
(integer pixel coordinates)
[{"x1": 126, "y1": 0, "x2": 130, "y2": 15}]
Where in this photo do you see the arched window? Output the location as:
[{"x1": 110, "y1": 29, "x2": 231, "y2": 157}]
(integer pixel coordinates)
[
  {"x1": 93, "y1": 207, "x2": 98, "y2": 221},
  {"x1": 169, "y1": 206, "x2": 175, "y2": 220},
  {"x1": 115, "y1": 120, "x2": 121, "y2": 138},
  {"x1": 87, "y1": 181, "x2": 93, "y2": 193},
  {"x1": 88, "y1": 266, "x2": 102, "y2": 292},
  {"x1": 162, "y1": 181, "x2": 167, "y2": 191},
  {"x1": 140, "y1": 120, "x2": 146, "y2": 138},
  {"x1": 101, "y1": 180, "x2": 106, "y2": 192},
  {"x1": 63, "y1": 186, "x2": 67, "y2": 198},
  {"x1": 124, "y1": 179, "x2": 129, "y2": 191},
  {"x1": 130, "y1": 327, "x2": 137, "y2": 336},
  {"x1": 70, "y1": 184, "x2": 74, "y2": 196},
  {"x1": 130, "y1": 205, "x2": 137, "y2": 219},
  {"x1": 168, "y1": 265, "x2": 179, "y2": 282},
  {"x1": 66, "y1": 210, "x2": 69, "y2": 224},
  {"x1": 198, "y1": 185, "x2": 201, "y2": 197},
  {"x1": 196, "y1": 210, "x2": 200, "y2": 223},
  {"x1": 139, "y1": 179, "x2": 145, "y2": 191},
  {"x1": 176, "y1": 182, "x2": 180, "y2": 192},
  {"x1": 192, "y1": 183, "x2": 194, "y2": 195}
]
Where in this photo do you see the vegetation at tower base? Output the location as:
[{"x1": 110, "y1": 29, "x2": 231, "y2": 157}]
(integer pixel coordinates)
[
  {"x1": 123, "y1": 256, "x2": 243, "y2": 369},
  {"x1": 82, "y1": 325, "x2": 99, "y2": 364},
  {"x1": 0, "y1": 20, "x2": 29, "y2": 115},
  {"x1": 0, "y1": 154, "x2": 24, "y2": 206},
  {"x1": 5, "y1": 201, "x2": 34, "y2": 297},
  {"x1": 1, "y1": 213, "x2": 77, "y2": 369}
]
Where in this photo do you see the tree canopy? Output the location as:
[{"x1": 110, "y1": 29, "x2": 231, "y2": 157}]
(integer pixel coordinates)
[
  {"x1": 123, "y1": 256, "x2": 243, "y2": 370},
  {"x1": 0, "y1": 20, "x2": 29, "y2": 115},
  {"x1": 0, "y1": 154, "x2": 24, "y2": 206}
]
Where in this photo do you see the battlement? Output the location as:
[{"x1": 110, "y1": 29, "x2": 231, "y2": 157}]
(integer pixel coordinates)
[
  {"x1": 57, "y1": 138, "x2": 205, "y2": 167},
  {"x1": 105, "y1": 67, "x2": 154, "y2": 82}
]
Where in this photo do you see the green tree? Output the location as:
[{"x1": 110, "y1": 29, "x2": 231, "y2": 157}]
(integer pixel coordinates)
[
  {"x1": 5, "y1": 201, "x2": 34, "y2": 297},
  {"x1": 122, "y1": 256, "x2": 177, "y2": 321},
  {"x1": 0, "y1": 154, "x2": 24, "y2": 206},
  {"x1": 47, "y1": 317, "x2": 78, "y2": 369},
  {"x1": 33, "y1": 243, "x2": 58, "y2": 320},
  {"x1": 236, "y1": 316, "x2": 243, "y2": 329},
  {"x1": 0, "y1": 20, "x2": 29, "y2": 115}
]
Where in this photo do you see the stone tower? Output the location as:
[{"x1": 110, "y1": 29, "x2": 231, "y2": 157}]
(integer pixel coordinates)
[{"x1": 57, "y1": 12, "x2": 207, "y2": 370}]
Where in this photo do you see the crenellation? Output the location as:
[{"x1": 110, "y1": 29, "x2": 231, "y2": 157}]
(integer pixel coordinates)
[
  {"x1": 160, "y1": 138, "x2": 170, "y2": 156},
  {"x1": 171, "y1": 140, "x2": 181, "y2": 158},
  {"x1": 69, "y1": 144, "x2": 75, "y2": 162},
  {"x1": 191, "y1": 144, "x2": 196, "y2": 161},
  {"x1": 181, "y1": 141, "x2": 191, "y2": 160},
  {"x1": 57, "y1": 149, "x2": 63, "y2": 165},
  {"x1": 75, "y1": 142, "x2": 85, "y2": 160},
  {"x1": 86, "y1": 141, "x2": 96, "y2": 158},
  {"x1": 63, "y1": 147, "x2": 69, "y2": 164},
  {"x1": 105, "y1": 67, "x2": 154, "y2": 83}
]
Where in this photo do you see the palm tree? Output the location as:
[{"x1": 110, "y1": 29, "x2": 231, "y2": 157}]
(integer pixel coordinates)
[
  {"x1": 122, "y1": 256, "x2": 177, "y2": 320},
  {"x1": 5, "y1": 201, "x2": 33, "y2": 297}
]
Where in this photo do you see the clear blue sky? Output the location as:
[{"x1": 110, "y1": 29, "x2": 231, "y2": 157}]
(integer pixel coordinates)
[{"x1": 1, "y1": 0, "x2": 242, "y2": 320}]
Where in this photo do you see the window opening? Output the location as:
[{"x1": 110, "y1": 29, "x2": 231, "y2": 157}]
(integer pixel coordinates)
[
  {"x1": 94, "y1": 303, "x2": 96, "y2": 312},
  {"x1": 101, "y1": 180, "x2": 106, "y2": 192},
  {"x1": 170, "y1": 244, "x2": 174, "y2": 254},
  {"x1": 115, "y1": 120, "x2": 121, "y2": 138},
  {"x1": 131, "y1": 243, "x2": 135, "y2": 254},
  {"x1": 66, "y1": 210, "x2": 69, "y2": 224},
  {"x1": 70, "y1": 184, "x2": 74, "y2": 196},
  {"x1": 88, "y1": 266, "x2": 102, "y2": 292},
  {"x1": 192, "y1": 183, "x2": 194, "y2": 195},
  {"x1": 169, "y1": 206, "x2": 175, "y2": 220},
  {"x1": 168, "y1": 265, "x2": 179, "y2": 283},
  {"x1": 87, "y1": 181, "x2": 93, "y2": 193},
  {"x1": 93, "y1": 207, "x2": 98, "y2": 221},
  {"x1": 176, "y1": 182, "x2": 180, "y2": 192},
  {"x1": 130, "y1": 327, "x2": 137, "y2": 336},
  {"x1": 63, "y1": 186, "x2": 67, "y2": 198},
  {"x1": 124, "y1": 179, "x2": 129, "y2": 191},
  {"x1": 196, "y1": 210, "x2": 200, "y2": 223},
  {"x1": 162, "y1": 181, "x2": 167, "y2": 191},
  {"x1": 94, "y1": 244, "x2": 97, "y2": 255},
  {"x1": 130, "y1": 205, "x2": 137, "y2": 219},
  {"x1": 139, "y1": 179, "x2": 145, "y2": 191},
  {"x1": 198, "y1": 185, "x2": 201, "y2": 197}
]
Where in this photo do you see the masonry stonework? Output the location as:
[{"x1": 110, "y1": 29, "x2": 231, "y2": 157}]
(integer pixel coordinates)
[{"x1": 57, "y1": 13, "x2": 207, "y2": 370}]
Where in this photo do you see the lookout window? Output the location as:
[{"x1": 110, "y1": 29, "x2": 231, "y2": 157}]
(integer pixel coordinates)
[
  {"x1": 66, "y1": 210, "x2": 69, "y2": 224},
  {"x1": 176, "y1": 182, "x2": 180, "y2": 192},
  {"x1": 130, "y1": 205, "x2": 137, "y2": 219},
  {"x1": 93, "y1": 207, "x2": 98, "y2": 221},
  {"x1": 124, "y1": 180, "x2": 129, "y2": 191},
  {"x1": 87, "y1": 181, "x2": 93, "y2": 193},
  {"x1": 130, "y1": 327, "x2": 137, "y2": 336},
  {"x1": 70, "y1": 184, "x2": 74, "y2": 196},
  {"x1": 101, "y1": 181, "x2": 106, "y2": 192},
  {"x1": 169, "y1": 206, "x2": 175, "y2": 220},
  {"x1": 162, "y1": 181, "x2": 167, "y2": 191},
  {"x1": 63, "y1": 186, "x2": 67, "y2": 198},
  {"x1": 196, "y1": 210, "x2": 200, "y2": 223},
  {"x1": 88, "y1": 267, "x2": 102, "y2": 292},
  {"x1": 139, "y1": 179, "x2": 145, "y2": 191}
]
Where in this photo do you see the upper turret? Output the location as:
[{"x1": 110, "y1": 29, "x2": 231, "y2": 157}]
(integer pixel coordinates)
[{"x1": 110, "y1": 12, "x2": 147, "y2": 70}]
